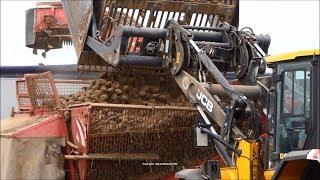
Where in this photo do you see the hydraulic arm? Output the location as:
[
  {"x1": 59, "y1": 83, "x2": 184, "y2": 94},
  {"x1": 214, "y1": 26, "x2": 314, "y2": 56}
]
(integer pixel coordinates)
[{"x1": 163, "y1": 20, "x2": 268, "y2": 165}]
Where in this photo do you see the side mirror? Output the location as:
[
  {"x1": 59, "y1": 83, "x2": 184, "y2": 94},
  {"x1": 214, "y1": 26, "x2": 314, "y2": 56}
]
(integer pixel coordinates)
[{"x1": 195, "y1": 127, "x2": 209, "y2": 147}]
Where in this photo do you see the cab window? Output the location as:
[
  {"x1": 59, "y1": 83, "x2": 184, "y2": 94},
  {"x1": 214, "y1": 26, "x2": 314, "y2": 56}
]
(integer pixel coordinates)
[{"x1": 278, "y1": 70, "x2": 310, "y2": 153}]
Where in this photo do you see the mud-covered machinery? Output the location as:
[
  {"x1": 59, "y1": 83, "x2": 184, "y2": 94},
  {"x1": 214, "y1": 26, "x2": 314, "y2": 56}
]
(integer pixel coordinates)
[
  {"x1": 26, "y1": 2, "x2": 71, "y2": 57},
  {"x1": 21, "y1": 0, "x2": 319, "y2": 179},
  {"x1": 1, "y1": 72, "x2": 67, "y2": 179},
  {"x1": 4, "y1": 71, "x2": 219, "y2": 179},
  {"x1": 59, "y1": 0, "x2": 260, "y2": 175},
  {"x1": 59, "y1": 0, "x2": 272, "y2": 178},
  {"x1": 60, "y1": 0, "x2": 271, "y2": 147},
  {"x1": 62, "y1": 0, "x2": 270, "y2": 78}
]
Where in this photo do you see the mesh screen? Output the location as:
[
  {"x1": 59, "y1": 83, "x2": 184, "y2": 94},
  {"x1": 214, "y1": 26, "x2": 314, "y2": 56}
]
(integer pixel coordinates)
[
  {"x1": 16, "y1": 77, "x2": 91, "y2": 113},
  {"x1": 72, "y1": 104, "x2": 216, "y2": 179},
  {"x1": 24, "y1": 72, "x2": 61, "y2": 112}
]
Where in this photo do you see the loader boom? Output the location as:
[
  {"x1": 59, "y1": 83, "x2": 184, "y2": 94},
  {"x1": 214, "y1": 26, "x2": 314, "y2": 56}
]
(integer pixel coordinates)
[{"x1": 164, "y1": 19, "x2": 269, "y2": 166}]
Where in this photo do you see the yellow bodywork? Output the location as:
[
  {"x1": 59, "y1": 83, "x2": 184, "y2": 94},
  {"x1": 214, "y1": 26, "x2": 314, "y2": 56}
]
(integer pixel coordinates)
[
  {"x1": 231, "y1": 49, "x2": 320, "y2": 180},
  {"x1": 220, "y1": 140, "x2": 261, "y2": 179},
  {"x1": 266, "y1": 49, "x2": 320, "y2": 63},
  {"x1": 264, "y1": 170, "x2": 275, "y2": 180}
]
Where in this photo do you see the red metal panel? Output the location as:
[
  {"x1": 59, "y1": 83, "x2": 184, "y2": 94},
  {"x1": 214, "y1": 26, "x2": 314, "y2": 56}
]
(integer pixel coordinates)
[
  {"x1": 67, "y1": 103, "x2": 206, "y2": 179},
  {"x1": 64, "y1": 145, "x2": 77, "y2": 180},
  {"x1": 11, "y1": 113, "x2": 67, "y2": 138},
  {"x1": 70, "y1": 107, "x2": 90, "y2": 154},
  {"x1": 70, "y1": 106, "x2": 90, "y2": 180},
  {"x1": 34, "y1": 2, "x2": 68, "y2": 32}
]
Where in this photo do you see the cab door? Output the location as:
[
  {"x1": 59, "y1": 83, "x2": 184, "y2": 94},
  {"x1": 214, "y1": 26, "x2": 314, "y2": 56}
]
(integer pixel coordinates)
[{"x1": 274, "y1": 60, "x2": 311, "y2": 158}]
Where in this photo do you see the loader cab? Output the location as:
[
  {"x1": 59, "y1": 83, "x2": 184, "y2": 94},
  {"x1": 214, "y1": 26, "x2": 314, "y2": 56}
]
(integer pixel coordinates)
[{"x1": 266, "y1": 50, "x2": 320, "y2": 168}]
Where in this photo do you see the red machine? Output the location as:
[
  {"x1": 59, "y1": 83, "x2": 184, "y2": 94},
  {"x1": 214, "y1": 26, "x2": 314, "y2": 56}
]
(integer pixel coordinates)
[
  {"x1": 10, "y1": 72, "x2": 66, "y2": 136},
  {"x1": 66, "y1": 103, "x2": 202, "y2": 179},
  {"x1": 1, "y1": 72, "x2": 68, "y2": 179},
  {"x1": 25, "y1": 2, "x2": 71, "y2": 57},
  {"x1": 5, "y1": 72, "x2": 210, "y2": 179}
]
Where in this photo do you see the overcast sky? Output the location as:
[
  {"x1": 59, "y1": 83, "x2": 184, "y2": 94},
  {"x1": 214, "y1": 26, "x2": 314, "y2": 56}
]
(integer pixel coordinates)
[{"x1": 1, "y1": 0, "x2": 319, "y2": 66}]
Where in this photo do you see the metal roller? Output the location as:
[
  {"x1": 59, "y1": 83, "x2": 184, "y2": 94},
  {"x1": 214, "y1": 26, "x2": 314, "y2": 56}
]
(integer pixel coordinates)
[{"x1": 202, "y1": 83, "x2": 263, "y2": 98}]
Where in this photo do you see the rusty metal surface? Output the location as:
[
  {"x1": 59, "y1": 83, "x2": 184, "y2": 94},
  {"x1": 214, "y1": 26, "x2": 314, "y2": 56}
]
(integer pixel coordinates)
[
  {"x1": 26, "y1": 2, "x2": 71, "y2": 53},
  {"x1": 99, "y1": 0, "x2": 237, "y2": 41},
  {"x1": 86, "y1": 128, "x2": 213, "y2": 179},
  {"x1": 1, "y1": 114, "x2": 50, "y2": 136},
  {"x1": 15, "y1": 78, "x2": 91, "y2": 113},
  {"x1": 24, "y1": 72, "x2": 62, "y2": 113},
  {"x1": 1, "y1": 113, "x2": 67, "y2": 138},
  {"x1": 69, "y1": 103, "x2": 216, "y2": 179},
  {"x1": 62, "y1": 0, "x2": 238, "y2": 64},
  {"x1": 33, "y1": 3, "x2": 68, "y2": 32},
  {"x1": 88, "y1": 104, "x2": 196, "y2": 133},
  {"x1": 61, "y1": 0, "x2": 93, "y2": 57},
  {"x1": 65, "y1": 153, "x2": 159, "y2": 161}
]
